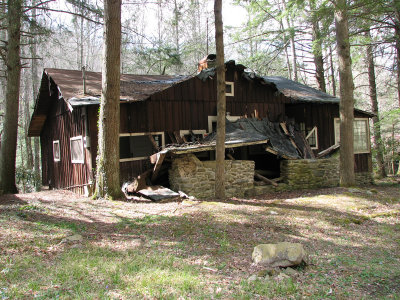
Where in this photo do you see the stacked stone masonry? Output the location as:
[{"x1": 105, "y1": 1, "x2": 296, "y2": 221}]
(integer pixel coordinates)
[
  {"x1": 169, "y1": 154, "x2": 255, "y2": 198},
  {"x1": 280, "y1": 158, "x2": 340, "y2": 189},
  {"x1": 169, "y1": 155, "x2": 373, "y2": 199}
]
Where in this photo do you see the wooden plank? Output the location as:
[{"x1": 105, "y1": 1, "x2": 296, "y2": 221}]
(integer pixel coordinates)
[
  {"x1": 255, "y1": 172, "x2": 278, "y2": 187},
  {"x1": 151, "y1": 152, "x2": 166, "y2": 182},
  {"x1": 147, "y1": 134, "x2": 159, "y2": 150},
  {"x1": 173, "y1": 131, "x2": 184, "y2": 144}
]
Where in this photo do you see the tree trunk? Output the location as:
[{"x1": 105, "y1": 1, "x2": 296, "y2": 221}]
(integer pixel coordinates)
[
  {"x1": 0, "y1": 0, "x2": 23, "y2": 194},
  {"x1": 310, "y1": 1, "x2": 326, "y2": 92},
  {"x1": 394, "y1": 22, "x2": 400, "y2": 107},
  {"x1": 94, "y1": 0, "x2": 123, "y2": 199},
  {"x1": 214, "y1": 0, "x2": 226, "y2": 199},
  {"x1": 365, "y1": 30, "x2": 386, "y2": 178},
  {"x1": 329, "y1": 46, "x2": 336, "y2": 96},
  {"x1": 30, "y1": 0, "x2": 41, "y2": 190},
  {"x1": 21, "y1": 49, "x2": 33, "y2": 170},
  {"x1": 334, "y1": 0, "x2": 355, "y2": 186}
]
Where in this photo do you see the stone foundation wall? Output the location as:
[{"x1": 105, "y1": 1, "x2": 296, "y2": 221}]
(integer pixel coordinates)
[
  {"x1": 280, "y1": 158, "x2": 340, "y2": 189},
  {"x1": 355, "y1": 172, "x2": 374, "y2": 185},
  {"x1": 169, "y1": 154, "x2": 254, "y2": 198}
]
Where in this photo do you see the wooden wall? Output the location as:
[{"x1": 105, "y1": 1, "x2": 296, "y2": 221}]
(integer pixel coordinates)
[
  {"x1": 43, "y1": 66, "x2": 372, "y2": 190},
  {"x1": 41, "y1": 97, "x2": 92, "y2": 193},
  {"x1": 285, "y1": 103, "x2": 372, "y2": 173}
]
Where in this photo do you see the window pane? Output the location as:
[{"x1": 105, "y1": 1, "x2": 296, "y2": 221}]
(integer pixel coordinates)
[
  {"x1": 354, "y1": 120, "x2": 368, "y2": 152},
  {"x1": 53, "y1": 141, "x2": 60, "y2": 161},
  {"x1": 71, "y1": 138, "x2": 83, "y2": 162},
  {"x1": 334, "y1": 119, "x2": 369, "y2": 153}
]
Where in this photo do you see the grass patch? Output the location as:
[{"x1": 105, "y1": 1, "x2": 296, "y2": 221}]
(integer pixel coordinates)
[
  {"x1": 0, "y1": 246, "x2": 207, "y2": 299},
  {"x1": 234, "y1": 277, "x2": 298, "y2": 299}
]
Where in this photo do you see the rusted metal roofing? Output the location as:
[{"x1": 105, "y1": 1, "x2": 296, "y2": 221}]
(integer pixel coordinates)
[{"x1": 45, "y1": 68, "x2": 190, "y2": 103}]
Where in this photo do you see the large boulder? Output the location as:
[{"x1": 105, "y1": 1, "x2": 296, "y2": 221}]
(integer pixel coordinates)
[{"x1": 252, "y1": 242, "x2": 306, "y2": 267}]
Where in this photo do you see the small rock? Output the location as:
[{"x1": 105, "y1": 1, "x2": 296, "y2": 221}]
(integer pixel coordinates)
[
  {"x1": 348, "y1": 188, "x2": 361, "y2": 193},
  {"x1": 248, "y1": 274, "x2": 258, "y2": 282},
  {"x1": 275, "y1": 272, "x2": 290, "y2": 281},
  {"x1": 252, "y1": 242, "x2": 306, "y2": 267},
  {"x1": 61, "y1": 234, "x2": 83, "y2": 243},
  {"x1": 269, "y1": 210, "x2": 278, "y2": 215},
  {"x1": 283, "y1": 267, "x2": 298, "y2": 276}
]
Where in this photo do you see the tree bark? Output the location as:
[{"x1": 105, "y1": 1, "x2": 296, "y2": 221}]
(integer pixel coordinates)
[
  {"x1": 0, "y1": 0, "x2": 23, "y2": 194},
  {"x1": 214, "y1": 0, "x2": 226, "y2": 199},
  {"x1": 30, "y1": 0, "x2": 41, "y2": 190},
  {"x1": 334, "y1": 0, "x2": 355, "y2": 186},
  {"x1": 310, "y1": 1, "x2": 326, "y2": 92},
  {"x1": 394, "y1": 21, "x2": 400, "y2": 107},
  {"x1": 94, "y1": 0, "x2": 124, "y2": 199},
  {"x1": 365, "y1": 30, "x2": 386, "y2": 178},
  {"x1": 329, "y1": 46, "x2": 336, "y2": 96}
]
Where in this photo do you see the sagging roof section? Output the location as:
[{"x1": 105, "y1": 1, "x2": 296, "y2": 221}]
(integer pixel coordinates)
[{"x1": 153, "y1": 118, "x2": 313, "y2": 160}]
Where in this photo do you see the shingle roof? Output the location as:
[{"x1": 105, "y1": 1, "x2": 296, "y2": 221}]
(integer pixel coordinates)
[
  {"x1": 45, "y1": 68, "x2": 190, "y2": 103},
  {"x1": 262, "y1": 76, "x2": 340, "y2": 103}
]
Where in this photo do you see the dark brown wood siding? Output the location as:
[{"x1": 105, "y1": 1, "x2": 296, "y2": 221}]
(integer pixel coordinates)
[
  {"x1": 286, "y1": 103, "x2": 372, "y2": 173},
  {"x1": 40, "y1": 97, "x2": 92, "y2": 193}
]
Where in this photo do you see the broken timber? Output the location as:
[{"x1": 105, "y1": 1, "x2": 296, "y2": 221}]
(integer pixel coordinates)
[{"x1": 254, "y1": 172, "x2": 278, "y2": 187}]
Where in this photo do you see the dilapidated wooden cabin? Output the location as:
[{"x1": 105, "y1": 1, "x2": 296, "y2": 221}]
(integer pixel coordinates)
[{"x1": 28, "y1": 59, "x2": 374, "y2": 194}]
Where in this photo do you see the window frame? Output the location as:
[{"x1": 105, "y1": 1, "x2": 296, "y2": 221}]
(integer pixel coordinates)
[
  {"x1": 53, "y1": 140, "x2": 60, "y2": 162},
  {"x1": 225, "y1": 82, "x2": 234, "y2": 97},
  {"x1": 70, "y1": 135, "x2": 85, "y2": 164},
  {"x1": 334, "y1": 118, "x2": 370, "y2": 154},
  {"x1": 179, "y1": 130, "x2": 207, "y2": 142},
  {"x1": 208, "y1": 115, "x2": 241, "y2": 133},
  {"x1": 305, "y1": 126, "x2": 318, "y2": 150},
  {"x1": 119, "y1": 132, "x2": 165, "y2": 162}
]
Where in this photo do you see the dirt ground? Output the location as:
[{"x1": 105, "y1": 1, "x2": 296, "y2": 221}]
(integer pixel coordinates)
[{"x1": 1, "y1": 181, "x2": 399, "y2": 299}]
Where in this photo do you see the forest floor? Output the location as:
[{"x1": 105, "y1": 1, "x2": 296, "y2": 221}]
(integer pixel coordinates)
[{"x1": 1, "y1": 178, "x2": 399, "y2": 299}]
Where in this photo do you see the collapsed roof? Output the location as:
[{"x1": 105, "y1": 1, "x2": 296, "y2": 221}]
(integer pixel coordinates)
[
  {"x1": 154, "y1": 118, "x2": 313, "y2": 160},
  {"x1": 150, "y1": 118, "x2": 314, "y2": 181}
]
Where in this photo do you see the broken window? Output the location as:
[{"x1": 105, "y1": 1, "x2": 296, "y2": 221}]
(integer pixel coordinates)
[
  {"x1": 120, "y1": 133, "x2": 164, "y2": 162},
  {"x1": 306, "y1": 126, "x2": 318, "y2": 149},
  {"x1": 70, "y1": 136, "x2": 84, "y2": 163},
  {"x1": 334, "y1": 118, "x2": 370, "y2": 153},
  {"x1": 300, "y1": 123, "x2": 318, "y2": 149},
  {"x1": 53, "y1": 140, "x2": 60, "y2": 162},
  {"x1": 225, "y1": 82, "x2": 234, "y2": 96},
  {"x1": 208, "y1": 115, "x2": 241, "y2": 133},
  {"x1": 179, "y1": 130, "x2": 206, "y2": 142}
]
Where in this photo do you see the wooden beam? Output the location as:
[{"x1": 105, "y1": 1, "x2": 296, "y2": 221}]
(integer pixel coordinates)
[
  {"x1": 255, "y1": 172, "x2": 278, "y2": 187},
  {"x1": 151, "y1": 152, "x2": 166, "y2": 182},
  {"x1": 174, "y1": 131, "x2": 184, "y2": 144},
  {"x1": 147, "y1": 134, "x2": 159, "y2": 150}
]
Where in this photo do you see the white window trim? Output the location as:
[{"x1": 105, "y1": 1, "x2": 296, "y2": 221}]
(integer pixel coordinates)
[
  {"x1": 179, "y1": 130, "x2": 207, "y2": 139},
  {"x1": 70, "y1": 136, "x2": 84, "y2": 164},
  {"x1": 119, "y1": 132, "x2": 165, "y2": 162},
  {"x1": 334, "y1": 118, "x2": 370, "y2": 154},
  {"x1": 305, "y1": 126, "x2": 318, "y2": 150},
  {"x1": 226, "y1": 81, "x2": 234, "y2": 96},
  {"x1": 208, "y1": 115, "x2": 241, "y2": 133},
  {"x1": 53, "y1": 140, "x2": 60, "y2": 162}
]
